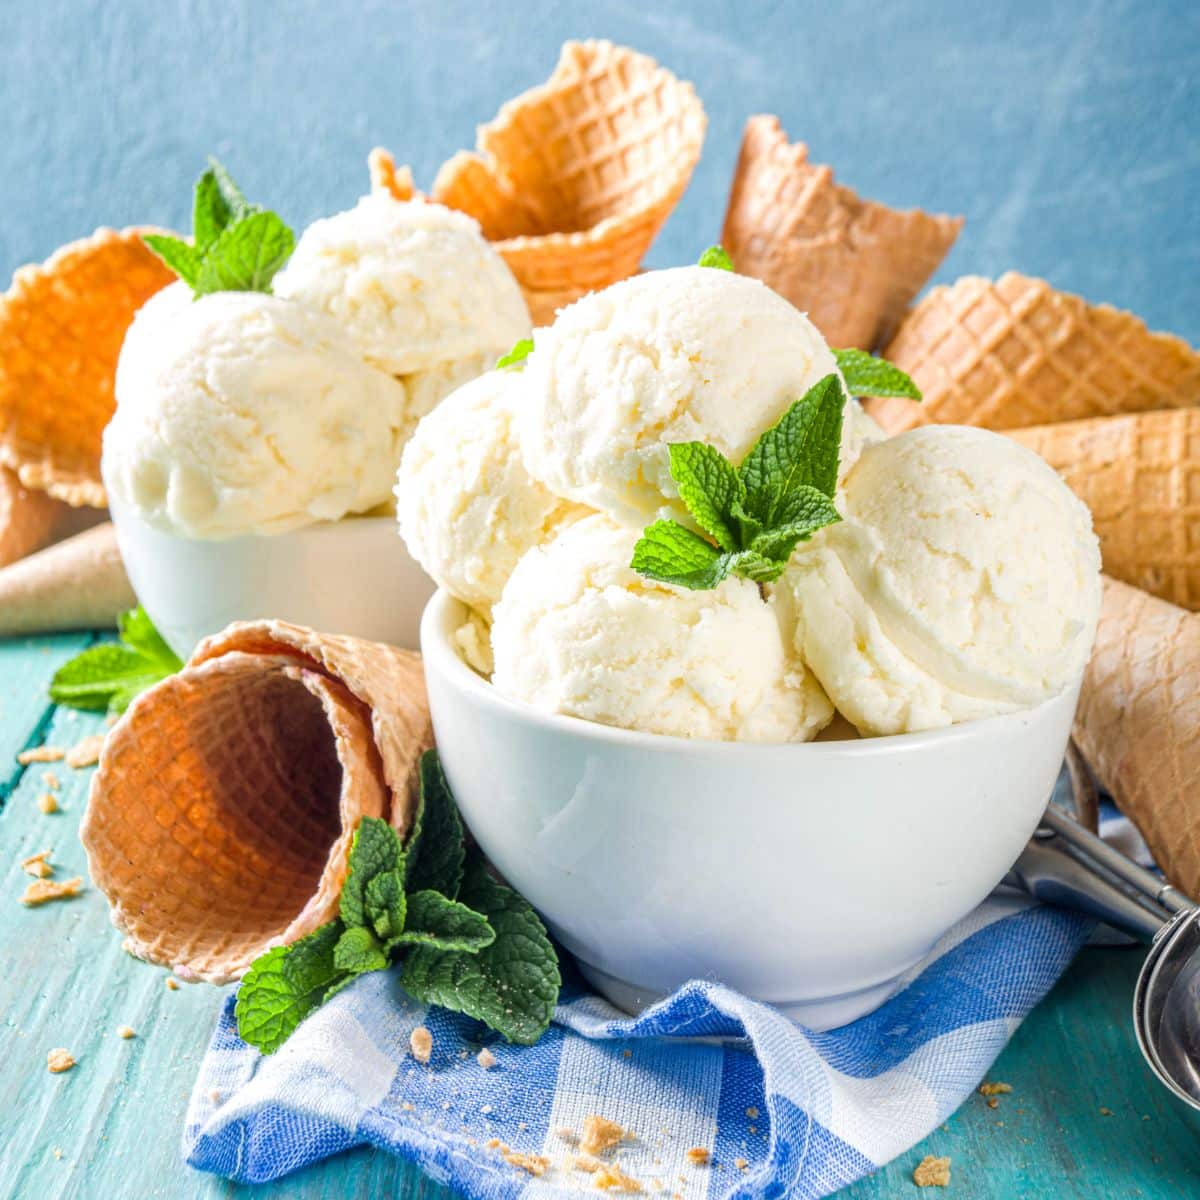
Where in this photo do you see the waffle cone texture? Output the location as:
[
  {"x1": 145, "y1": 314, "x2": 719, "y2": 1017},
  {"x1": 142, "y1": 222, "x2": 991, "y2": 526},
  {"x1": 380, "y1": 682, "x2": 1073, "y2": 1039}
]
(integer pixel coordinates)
[
  {"x1": 82, "y1": 621, "x2": 433, "y2": 983},
  {"x1": 720, "y1": 115, "x2": 962, "y2": 351},
  {"x1": 403, "y1": 40, "x2": 705, "y2": 326},
  {"x1": 1075, "y1": 579, "x2": 1200, "y2": 899},
  {"x1": 1011, "y1": 409, "x2": 1200, "y2": 611},
  {"x1": 0, "y1": 228, "x2": 174, "y2": 506},
  {"x1": 869, "y1": 273, "x2": 1200, "y2": 434}
]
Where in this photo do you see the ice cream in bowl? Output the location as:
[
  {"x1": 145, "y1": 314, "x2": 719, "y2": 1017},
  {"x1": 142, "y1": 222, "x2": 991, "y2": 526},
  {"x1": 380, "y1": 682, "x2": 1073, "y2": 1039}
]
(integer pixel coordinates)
[
  {"x1": 103, "y1": 164, "x2": 531, "y2": 657},
  {"x1": 402, "y1": 258, "x2": 1103, "y2": 1028}
]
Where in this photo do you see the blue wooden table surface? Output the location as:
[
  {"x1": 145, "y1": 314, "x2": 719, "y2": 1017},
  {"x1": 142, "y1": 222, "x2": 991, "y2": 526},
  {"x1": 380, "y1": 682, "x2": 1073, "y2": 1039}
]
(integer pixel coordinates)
[{"x1": 1, "y1": 633, "x2": 1199, "y2": 1199}]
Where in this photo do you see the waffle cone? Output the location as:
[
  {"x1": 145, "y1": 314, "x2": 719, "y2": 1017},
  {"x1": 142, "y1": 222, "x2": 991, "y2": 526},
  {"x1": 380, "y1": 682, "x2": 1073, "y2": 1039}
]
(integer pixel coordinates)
[
  {"x1": 0, "y1": 522, "x2": 134, "y2": 636},
  {"x1": 0, "y1": 228, "x2": 174, "y2": 506},
  {"x1": 420, "y1": 40, "x2": 704, "y2": 325},
  {"x1": 82, "y1": 620, "x2": 433, "y2": 983},
  {"x1": 869, "y1": 273, "x2": 1200, "y2": 434},
  {"x1": 367, "y1": 148, "x2": 418, "y2": 202},
  {"x1": 0, "y1": 465, "x2": 69, "y2": 568},
  {"x1": 1011, "y1": 410, "x2": 1200, "y2": 611},
  {"x1": 720, "y1": 116, "x2": 962, "y2": 350},
  {"x1": 1074, "y1": 578, "x2": 1200, "y2": 899}
]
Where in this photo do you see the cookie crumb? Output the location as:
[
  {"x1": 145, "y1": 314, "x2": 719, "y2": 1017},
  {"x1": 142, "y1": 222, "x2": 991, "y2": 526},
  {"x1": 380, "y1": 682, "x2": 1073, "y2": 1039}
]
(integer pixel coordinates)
[
  {"x1": 116, "y1": 1025, "x2": 136, "y2": 1040},
  {"x1": 42, "y1": 771, "x2": 60, "y2": 790},
  {"x1": 486, "y1": 1137, "x2": 502, "y2": 1149},
  {"x1": 581, "y1": 1114, "x2": 627, "y2": 1156},
  {"x1": 1100, "y1": 1106, "x2": 1113, "y2": 1117},
  {"x1": 987, "y1": 1097, "x2": 999, "y2": 1109},
  {"x1": 913, "y1": 1155, "x2": 951, "y2": 1187},
  {"x1": 734, "y1": 1158, "x2": 749, "y2": 1171},
  {"x1": 21, "y1": 876, "x2": 82, "y2": 906},
  {"x1": 501, "y1": 1147, "x2": 549, "y2": 1176},
  {"x1": 21, "y1": 848, "x2": 53, "y2": 877},
  {"x1": 165, "y1": 977, "x2": 180, "y2": 991},
  {"x1": 47, "y1": 1048, "x2": 75, "y2": 1074},
  {"x1": 556, "y1": 1126, "x2": 579, "y2": 1144},
  {"x1": 18, "y1": 746, "x2": 64, "y2": 765},
  {"x1": 37, "y1": 793, "x2": 59, "y2": 814},
  {"x1": 65, "y1": 733, "x2": 105, "y2": 769},
  {"x1": 573, "y1": 1153, "x2": 601, "y2": 1173},
  {"x1": 594, "y1": 1162, "x2": 643, "y2": 1192},
  {"x1": 410, "y1": 1026, "x2": 433, "y2": 1064},
  {"x1": 622, "y1": 1048, "x2": 632, "y2": 1058},
  {"x1": 209, "y1": 1089, "x2": 222, "y2": 1105},
  {"x1": 745, "y1": 1107, "x2": 759, "y2": 1119},
  {"x1": 978, "y1": 1082, "x2": 1012, "y2": 1097},
  {"x1": 685, "y1": 1148, "x2": 710, "y2": 1166},
  {"x1": 52, "y1": 1148, "x2": 64, "y2": 1160},
  {"x1": 401, "y1": 1101, "x2": 415, "y2": 1111}
]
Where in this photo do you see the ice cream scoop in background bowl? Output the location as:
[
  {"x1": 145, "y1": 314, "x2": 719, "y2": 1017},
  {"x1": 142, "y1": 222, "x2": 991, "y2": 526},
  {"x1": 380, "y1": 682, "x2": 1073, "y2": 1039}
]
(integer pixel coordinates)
[{"x1": 422, "y1": 588, "x2": 1082, "y2": 1029}]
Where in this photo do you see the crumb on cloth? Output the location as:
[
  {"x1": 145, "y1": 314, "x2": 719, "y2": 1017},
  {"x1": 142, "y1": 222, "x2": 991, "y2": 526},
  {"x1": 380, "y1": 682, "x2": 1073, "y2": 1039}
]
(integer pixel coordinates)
[
  {"x1": 17, "y1": 746, "x2": 63, "y2": 765},
  {"x1": 21, "y1": 876, "x2": 83, "y2": 906},
  {"x1": 581, "y1": 1114, "x2": 627, "y2": 1156},
  {"x1": 410, "y1": 1026, "x2": 433, "y2": 1064},
  {"x1": 594, "y1": 1162, "x2": 643, "y2": 1192},
  {"x1": 47, "y1": 1048, "x2": 75, "y2": 1074},
  {"x1": 685, "y1": 1147, "x2": 710, "y2": 1166},
  {"x1": 913, "y1": 1155, "x2": 951, "y2": 1187},
  {"x1": 477, "y1": 1047, "x2": 497, "y2": 1069},
  {"x1": 500, "y1": 1146, "x2": 549, "y2": 1177}
]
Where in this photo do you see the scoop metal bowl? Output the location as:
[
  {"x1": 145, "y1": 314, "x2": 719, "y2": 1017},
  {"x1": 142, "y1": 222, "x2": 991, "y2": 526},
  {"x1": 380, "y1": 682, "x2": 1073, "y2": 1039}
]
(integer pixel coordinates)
[{"x1": 1008, "y1": 744, "x2": 1199, "y2": 1109}]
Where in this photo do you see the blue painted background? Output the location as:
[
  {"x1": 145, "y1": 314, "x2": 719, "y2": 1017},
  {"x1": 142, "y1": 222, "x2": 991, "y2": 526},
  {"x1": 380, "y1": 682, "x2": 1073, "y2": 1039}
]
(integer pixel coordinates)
[{"x1": 1, "y1": 1, "x2": 1197, "y2": 342}]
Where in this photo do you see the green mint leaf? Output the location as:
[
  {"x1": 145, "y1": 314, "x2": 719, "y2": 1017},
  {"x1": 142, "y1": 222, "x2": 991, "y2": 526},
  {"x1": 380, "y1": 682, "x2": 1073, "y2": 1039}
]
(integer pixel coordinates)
[
  {"x1": 389, "y1": 890, "x2": 496, "y2": 953},
  {"x1": 748, "y1": 490, "x2": 842, "y2": 563},
  {"x1": 365, "y1": 870, "x2": 407, "y2": 941},
  {"x1": 49, "y1": 606, "x2": 182, "y2": 714},
  {"x1": 405, "y1": 751, "x2": 466, "y2": 900},
  {"x1": 631, "y1": 520, "x2": 732, "y2": 590},
  {"x1": 142, "y1": 234, "x2": 202, "y2": 289},
  {"x1": 235, "y1": 921, "x2": 346, "y2": 1054},
  {"x1": 208, "y1": 157, "x2": 258, "y2": 221},
  {"x1": 739, "y1": 374, "x2": 845, "y2": 524},
  {"x1": 340, "y1": 817, "x2": 405, "y2": 929},
  {"x1": 834, "y1": 348, "x2": 921, "y2": 400},
  {"x1": 193, "y1": 211, "x2": 295, "y2": 296},
  {"x1": 193, "y1": 167, "x2": 237, "y2": 251},
  {"x1": 726, "y1": 548, "x2": 790, "y2": 584},
  {"x1": 333, "y1": 925, "x2": 390, "y2": 975},
  {"x1": 698, "y1": 245, "x2": 735, "y2": 271},
  {"x1": 495, "y1": 338, "x2": 534, "y2": 370},
  {"x1": 402, "y1": 860, "x2": 559, "y2": 1045},
  {"x1": 668, "y1": 442, "x2": 744, "y2": 552}
]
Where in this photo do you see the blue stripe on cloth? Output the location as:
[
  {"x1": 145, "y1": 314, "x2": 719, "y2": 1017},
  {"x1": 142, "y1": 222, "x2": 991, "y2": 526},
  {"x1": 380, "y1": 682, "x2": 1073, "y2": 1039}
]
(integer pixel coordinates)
[{"x1": 184, "y1": 896, "x2": 1091, "y2": 1198}]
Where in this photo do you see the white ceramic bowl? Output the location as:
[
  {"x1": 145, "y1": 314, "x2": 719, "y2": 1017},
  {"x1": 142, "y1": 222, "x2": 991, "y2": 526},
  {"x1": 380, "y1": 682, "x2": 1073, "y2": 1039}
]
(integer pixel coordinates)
[
  {"x1": 110, "y1": 495, "x2": 435, "y2": 659},
  {"x1": 421, "y1": 589, "x2": 1082, "y2": 1030}
]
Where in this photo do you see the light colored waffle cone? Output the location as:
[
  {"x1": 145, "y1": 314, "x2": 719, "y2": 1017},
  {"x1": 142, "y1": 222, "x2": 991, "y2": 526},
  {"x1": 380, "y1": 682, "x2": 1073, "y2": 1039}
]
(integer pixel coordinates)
[
  {"x1": 0, "y1": 522, "x2": 134, "y2": 636},
  {"x1": 1011, "y1": 410, "x2": 1200, "y2": 611},
  {"x1": 82, "y1": 620, "x2": 433, "y2": 983},
  {"x1": 367, "y1": 148, "x2": 418, "y2": 202},
  {"x1": 0, "y1": 227, "x2": 174, "y2": 506},
  {"x1": 419, "y1": 40, "x2": 704, "y2": 325},
  {"x1": 869, "y1": 272, "x2": 1200, "y2": 434},
  {"x1": 720, "y1": 115, "x2": 962, "y2": 351},
  {"x1": 0, "y1": 465, "x2": 69, "y2": 567},
  {"x1": 1074, "y1": 578, "x2": 1200, "y2": 899}
]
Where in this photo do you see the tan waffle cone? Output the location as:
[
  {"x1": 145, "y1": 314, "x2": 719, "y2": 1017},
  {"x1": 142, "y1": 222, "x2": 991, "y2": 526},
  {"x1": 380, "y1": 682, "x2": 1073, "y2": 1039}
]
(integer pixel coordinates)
[
  {"x1": 1011, "y1": 410, "x2": 1200, "y2": 611},
  {"x1": 0, "y1": 522, "x2": 134, "y2": 635},
  {"x1": 0, "y1": 465, "x2": 69, "y2": 568},
  {"x1": 367, "y1": 148, "x2": 418, "y2": 202},
  {"x1": 869, "y1": 273, "x2": 1200, "y2": 434},
  {"x1": 82, "y1": 620, "x2": 433, "y2": 983},
  {"x1": 720, "y1": 116, "x2": 962, "y2": 351},
  {"x1": 418, "y1": 40, "x2": 704, "y2": 325},
  {"x1": 1074, "y1": 578, "x2": 1200, "y2": 899},
  {"x1": 0, "y1": 227, "x2": 174, "y2": 506}
]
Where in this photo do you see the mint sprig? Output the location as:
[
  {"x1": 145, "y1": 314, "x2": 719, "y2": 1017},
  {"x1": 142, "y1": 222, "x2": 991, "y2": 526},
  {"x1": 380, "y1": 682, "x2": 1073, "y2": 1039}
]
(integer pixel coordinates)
[
  {"x1": 698, "y1": 245, "x2": 734, "y2": 271},
  {"x1": 235, "y1": 750, "x2": 560, "y2": 1054},
  {"x1": 48, "y1": 606, "x2": 183, "y2": 714},
  {"x1": 144, "y1": 158, "x2": 294, "y2": 298},
  {"x1": 833, "y1": 348, "x2": 921, "y2": 399},
  {"x1": 631, "y1": 374, "x2": 844, "y2": 589},
  {"x1": 496, "y1": 338, "x2": 534, "y2": 370}
]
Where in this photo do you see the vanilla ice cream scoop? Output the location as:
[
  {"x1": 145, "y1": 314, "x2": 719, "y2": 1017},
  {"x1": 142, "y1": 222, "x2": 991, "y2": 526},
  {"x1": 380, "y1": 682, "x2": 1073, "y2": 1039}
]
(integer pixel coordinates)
[
  {"x1": 103, "y1": 283, "x2": 410, "y2": 539},
  {"x1": 519, "y1": 266, "x2": 852, "y2": 524},
  {"x1": 273, "y1": 194, "x2": 530, "y2": 378},
  {"x1": 776, "y1": 425, "x2": 1102, "y2": 736},
  {"x1": 396, "y1": 369, "x2": 586, "y2": 612},
  {"x1": 491, "y1": 515, "x2": 833, "y2": 743}
]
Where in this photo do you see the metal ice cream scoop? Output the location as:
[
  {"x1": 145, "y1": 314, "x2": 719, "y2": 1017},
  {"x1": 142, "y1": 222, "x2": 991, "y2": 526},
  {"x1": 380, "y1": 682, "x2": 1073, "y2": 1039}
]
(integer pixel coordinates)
[{"x1": 1007, "y1": 744, "x2": 1200, "y2": 1110}]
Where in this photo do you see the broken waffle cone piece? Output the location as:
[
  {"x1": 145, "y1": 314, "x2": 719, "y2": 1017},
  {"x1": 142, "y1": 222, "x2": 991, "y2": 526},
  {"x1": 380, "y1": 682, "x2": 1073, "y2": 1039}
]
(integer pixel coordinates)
[
  {"x1": 1074, "y1": 578, "x2": 1200, "y2": 899},
  {"x1": 869, "y1": 273, "x2": 1200, "y2": 434},
  {"x1": 720, "y1": 115, "x2": 962, "y2": 350},
  {"x1": 81, "y1": 620, "x2": 433, "y2": 983},
  {"x1": 0, "y1": 466, "x2": 69, "y2": 568},
  {"x1": 0, "y1": 522, "x2": 134, "y2": 636},
  {"x1": 0, "y1": 227, "x2": 175, "y2": 506},
  {"x1": 422, "y1": 40, "x2": 705, "y2": 325},
  {"x1": 1011, "y1": 409, "x2": 1200, "y2": 611},
  {"x1": 367, "y1": 148, "x2": 418, "y2": 202}
]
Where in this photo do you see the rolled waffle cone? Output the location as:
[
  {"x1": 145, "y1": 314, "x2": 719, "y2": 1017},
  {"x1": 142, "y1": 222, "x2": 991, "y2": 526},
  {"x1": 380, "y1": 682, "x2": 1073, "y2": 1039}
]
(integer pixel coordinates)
[
  {"x1": 869, "y1": 272, "x2": 1200, "y2": 434},
  {"x1": 1074, "y1": 578, "x2": 1200, "y2": 899},
  {"x1": 419, "y1": 40, "x2": 705, "y2": 326},
  {"x1": 0, "y1": 227, "x2": 175, "y2": 506},
  {"x1": 0, "y1": 465, "x2": 68, "y2": 568},
  {"x1": 0, "y1": 522, "x2": 134, "y2": 636},
  {"x1": 1011, "y1": 409, "x2": 1200, "y2": 611},
  {"x1": 720, "y1": 115, "x2": 962, "y2": 351},
  {"x1": 82, "y1": 620, "x2": 433, "y2": 983}
]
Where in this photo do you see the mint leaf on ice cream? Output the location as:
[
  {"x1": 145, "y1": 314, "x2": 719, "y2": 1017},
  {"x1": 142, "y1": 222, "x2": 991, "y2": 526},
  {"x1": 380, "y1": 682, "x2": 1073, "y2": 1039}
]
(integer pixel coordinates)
[
  {"x1": 496, "y1": 337, "x2": 534, "y2": 370},
  {"x1": 697, "y1": 244, "x2": 735, "y2": 271},
  {"x1": 632, "y1": 519, "x2": 732, "y2": 590},
  {"x1": 834, "y1": 348, "x2": 921, "y2": 399},
  {"x1": 668, "y1": 442, "x2": 744, "y2": 552}
]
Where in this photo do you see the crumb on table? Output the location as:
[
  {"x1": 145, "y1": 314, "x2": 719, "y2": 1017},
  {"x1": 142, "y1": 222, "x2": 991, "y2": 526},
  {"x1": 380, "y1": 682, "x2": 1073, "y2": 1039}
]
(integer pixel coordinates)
[
  {"x1": 978, "y1": 1081, "x2": 1012, "y2": 1097},
  {"x1": 581, "y1": 1114, "x2": 627, "y2": 1156},
  {"x1": 165, "y1": 977, "x2": 180, "y2": 991},
  {"x1": 913, "y1": 1155, "x2": 951, "y2": 1187},
  {"x1": 410, "y1": 1026, "x2": 433, "y2": 1064},
  {"x1": 685, "y1": 1147, "x2": 710, "y2": 1166},
  {"x1": 43, "y1": 771, "x2": 60, "y2": 790},
  {"x1": 17, "y1": 746, "x2": 64, "y2": 765},
  {"x1": 37, "y1": 793, "x2": 59, "y2": 814},
  {"x1": 20, "y1": 848, "x2": 53, "y2": 877},
  {"x1": 65, "y1": 733, "x2": 105, "y2": 769},
  {"x1": 116, "y1": 1025, "x2": 136, "y2": 1040},
  {"x1": 21, "y1": 876, "x2": 83, "y2": 906},
  {"x1": 47, "y1": 1048, "x2": 75, "y2": 1074}
]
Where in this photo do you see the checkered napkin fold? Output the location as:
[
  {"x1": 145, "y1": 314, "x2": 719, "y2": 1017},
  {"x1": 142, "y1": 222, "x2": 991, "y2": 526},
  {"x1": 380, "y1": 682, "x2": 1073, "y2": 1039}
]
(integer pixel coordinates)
[{"x1": 184, "y1": 892, "x2": 1093, "y2": 1199}]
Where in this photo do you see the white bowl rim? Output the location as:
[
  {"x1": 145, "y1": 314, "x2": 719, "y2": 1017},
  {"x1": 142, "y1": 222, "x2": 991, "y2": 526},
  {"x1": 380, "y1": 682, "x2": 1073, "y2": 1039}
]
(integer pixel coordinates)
[{"x1": 420, "y1": 588, "x2": 1082, "y2": 760}]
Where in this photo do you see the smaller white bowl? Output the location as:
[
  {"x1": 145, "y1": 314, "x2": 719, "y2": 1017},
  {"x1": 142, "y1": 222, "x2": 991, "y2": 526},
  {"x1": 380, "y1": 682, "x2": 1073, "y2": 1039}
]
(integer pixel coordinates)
[
  {"x1": 110, "y1": 495, "x2": 435, "y2": 659},
  {"x1": 421, "y1": 590, "x2": 1082, "y2": 1031}
]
